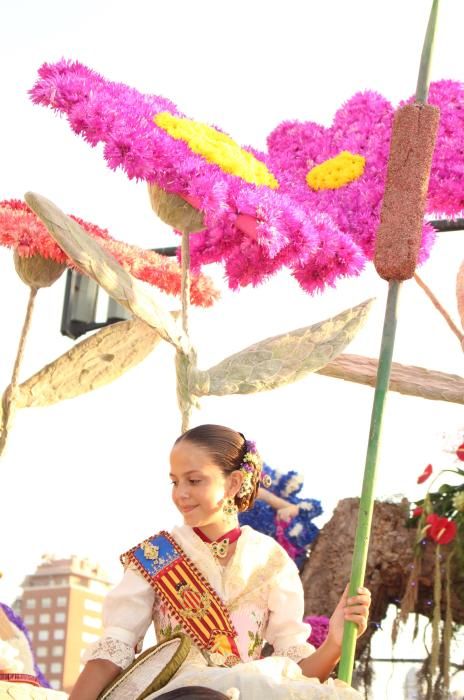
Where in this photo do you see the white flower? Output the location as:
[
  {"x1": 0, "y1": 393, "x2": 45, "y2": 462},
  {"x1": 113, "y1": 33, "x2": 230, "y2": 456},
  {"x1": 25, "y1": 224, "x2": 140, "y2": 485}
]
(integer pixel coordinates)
[
  {"x1": 299, "y1": 501, "x2": 314, "y2": 511},
  {"x1": 282, "y1": 475, "x2": 303, "y2": 497},
  {"x1": 289, "y1": 523, "x2": 303, "y2": 537},
  {"x1": 0, "y1": 639, "x2": 24, "y2": 673}
]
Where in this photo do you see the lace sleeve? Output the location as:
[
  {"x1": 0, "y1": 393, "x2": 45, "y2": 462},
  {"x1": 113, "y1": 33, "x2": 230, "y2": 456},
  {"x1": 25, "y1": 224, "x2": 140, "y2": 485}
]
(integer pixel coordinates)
[
  {"x1": 272, "y1": 642, "x2": 314, "y2": 663},
  {"x1": 265, "y1": 548, "x2": 315, "y2": 662},
  {"x1": 83, "y1": 636, "x2": 134, "y2": 670}
]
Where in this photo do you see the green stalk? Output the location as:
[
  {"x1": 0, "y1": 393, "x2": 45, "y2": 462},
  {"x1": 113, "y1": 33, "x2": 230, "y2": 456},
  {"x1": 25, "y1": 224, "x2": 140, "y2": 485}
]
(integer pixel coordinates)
[
  {"x1": 338, "y1": 281, "x2": 400, "y2": 683},
  {"x1": 416, "y1": 0, "x2": 440, "y2": 104},
  {"x1": 338, "y1": 0, "x2": 441, "y2": 684}
]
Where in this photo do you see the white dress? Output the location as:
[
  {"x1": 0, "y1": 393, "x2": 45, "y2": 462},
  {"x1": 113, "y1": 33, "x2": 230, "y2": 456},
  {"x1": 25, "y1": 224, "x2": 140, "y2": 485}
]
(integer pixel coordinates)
[{"x1": 86, "y1": 525, "x2": 361, "y2": 699}]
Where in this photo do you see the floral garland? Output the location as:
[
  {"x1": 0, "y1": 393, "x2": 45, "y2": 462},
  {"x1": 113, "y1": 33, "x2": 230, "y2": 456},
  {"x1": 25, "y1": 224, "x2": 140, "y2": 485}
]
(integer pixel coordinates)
[
  {"x1": 31, "y1": 61, "x2": 464, "y2": 294},
  {"x1": 408, "y1": 441, "x2": 464, "y2": 555},
  {"x1": 0, "y1": 200, "x2": 218, "y2": 307},
  {"x1": 404, "y1": 439, "x2": 464, "y2": 692}
]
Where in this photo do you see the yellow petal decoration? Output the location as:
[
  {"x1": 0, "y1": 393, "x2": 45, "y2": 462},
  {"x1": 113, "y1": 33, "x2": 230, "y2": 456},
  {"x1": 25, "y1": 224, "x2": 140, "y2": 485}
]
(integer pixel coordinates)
[
  {"x1": 306, "y1": 151, "x2": 365, "y2": 191},
  {"x1": 154, "y1": 113, "x2": 279, "y2": 189}
]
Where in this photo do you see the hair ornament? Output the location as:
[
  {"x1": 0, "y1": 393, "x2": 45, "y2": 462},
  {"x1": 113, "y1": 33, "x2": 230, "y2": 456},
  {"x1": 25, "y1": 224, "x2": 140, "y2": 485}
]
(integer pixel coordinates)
[{"x1": 238, "y1": 439, "x2": 269, "y2": 498}]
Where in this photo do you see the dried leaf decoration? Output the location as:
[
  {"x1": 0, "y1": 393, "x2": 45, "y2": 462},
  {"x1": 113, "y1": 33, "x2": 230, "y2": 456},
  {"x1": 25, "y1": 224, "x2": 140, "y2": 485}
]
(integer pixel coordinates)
[
  {"x1": 24, "y1": 192, "x2": 184, "y2": 351},
  {"x1": 14, "y1": 318, "x2": 163, "y2": 408},
  {"x1": 191, "y1": 298, "x2": 373, "y2": 396}
]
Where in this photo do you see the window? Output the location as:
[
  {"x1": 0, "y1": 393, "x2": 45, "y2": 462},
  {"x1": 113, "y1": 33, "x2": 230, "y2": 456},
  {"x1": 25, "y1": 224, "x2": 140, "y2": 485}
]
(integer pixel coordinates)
[
  {"x1": 88, "y1": 581, "x2": 108, "y2": 595},
  {"x1": 52, "y1": 645, "x2": 63, "y2": 656},
  {"x1": 24, "y1": 614, "x2": 35, "y2": 625},
  {"x1": 41, "y1": 597, "x2": 51, "y2": 608},
  {"x1": 37, "y1": 663, "x2": 47, "y2": 673},
  {"x1": 39, "y1": 613, "x2": 50, "y2": 624},
  {"x1": 83, "y1": 615, "x2": 101, "y2": 629},
  {"x1": 50, "y1": 662, "x2": 62, "y2": 674},
  {"x1": 36, "y1": 647, "x2": 47, "y2": 658},
  {"x1": 82, "y1": 632, "x2": 99, "y2": 644},
  {"x1": 53, "y1": 629, "x2": 65, "y2": 640},
  {"x1": 25, "y1": 599, "x2": 36, "y2": 609},
  {"x1": 54, "y1": 612, "x2": 66, "y2": 623},
  {"x1": 84, "y1": 599, "x2": 102, "y2": 613},
  {"x1": 29, "y1": 632, "x2": 34, "y2": 641},
  {"x1": 56, "y1": 596, "x2": 67, "y2": 608},
  {"x1": 38, "y1": 630, "x2": 49, "y2": 641},
  {"x1": 49, "y1": 679, "x2": 61, "y2": 689}
]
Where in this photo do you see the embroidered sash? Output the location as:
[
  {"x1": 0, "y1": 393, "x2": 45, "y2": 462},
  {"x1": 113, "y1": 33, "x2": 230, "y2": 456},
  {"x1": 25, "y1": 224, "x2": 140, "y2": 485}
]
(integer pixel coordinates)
[{"x1": 121, "y1": 531, "x2": 241, "y2": 667}]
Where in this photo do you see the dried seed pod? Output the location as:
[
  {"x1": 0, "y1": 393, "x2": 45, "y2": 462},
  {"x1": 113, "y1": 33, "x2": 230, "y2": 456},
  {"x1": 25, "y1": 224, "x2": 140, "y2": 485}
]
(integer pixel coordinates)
[
  {"x1": 14, "y1": 251, "x2": 65, "y2": 288},
  {"x1": 148, "y1": 183, "x2": 205, "y2": 234},
  {"x1": 374, "y1": 103, "x2": 440, "y2": 281}
]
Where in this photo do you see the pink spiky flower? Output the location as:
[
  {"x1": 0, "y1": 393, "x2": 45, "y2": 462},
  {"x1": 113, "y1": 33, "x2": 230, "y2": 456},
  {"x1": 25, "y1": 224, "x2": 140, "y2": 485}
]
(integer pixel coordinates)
[
  {"x1": 30, "y1": 60, "x2": 364, "y2": 294},
  {"x1": 30, "y1": 61, "x2": 464, "y2": 294},
  {"x1": 0, "y1": 200, "x2": 218, "y2": 307}
]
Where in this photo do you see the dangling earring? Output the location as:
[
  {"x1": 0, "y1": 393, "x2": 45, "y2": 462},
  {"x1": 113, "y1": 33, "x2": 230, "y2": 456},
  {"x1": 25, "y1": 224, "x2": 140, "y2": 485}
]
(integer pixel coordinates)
[{"x1": 222, "y1": 497, "x2": 238, "y2": 521}]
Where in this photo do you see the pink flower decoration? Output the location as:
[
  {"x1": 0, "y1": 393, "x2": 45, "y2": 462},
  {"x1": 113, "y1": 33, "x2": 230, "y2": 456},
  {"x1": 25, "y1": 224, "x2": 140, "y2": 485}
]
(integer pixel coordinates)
[
  {"x1": 303, "y1": 615, "x2": 330, "y2": 649},
  {"x1": 30, "y1": 61, "x2": 464, "y2": 294},
  {"x1": 0, "y1": 200, "x2": 218, "y2": 307}
]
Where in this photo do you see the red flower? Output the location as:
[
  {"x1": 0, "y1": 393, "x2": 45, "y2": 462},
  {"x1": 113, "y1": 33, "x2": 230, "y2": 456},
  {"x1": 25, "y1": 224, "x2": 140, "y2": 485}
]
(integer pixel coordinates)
[
  {"x1": 426, "y1": 513, "x2": 457, "y2": 545},
  {"x1": 456, "y1": 442, "x2": 464, "y2": 462},
  {"x1": 412, "y1": 506, "x2": 423, "y2": 518},
  {"x1": 417, "y1": 464, "x2": 433, "y2": 484},
  {"x1": 0, "y1": 199, "x2": 218, "y2": 307}
]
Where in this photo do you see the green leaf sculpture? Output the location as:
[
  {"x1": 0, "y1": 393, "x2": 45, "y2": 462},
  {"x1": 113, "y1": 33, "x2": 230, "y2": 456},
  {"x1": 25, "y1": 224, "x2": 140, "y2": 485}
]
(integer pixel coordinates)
[
  {"x1": 16, "y1": 192, "x2": 375, "y2": 434},
  {"x1": 14, "y1": 317, "x2": 163, "y2": 408},
  {"x1": 24, "y1": 192, "x2": 184, "y2": 351},
  {"x1": 190, "y1": 299, "x2": 373, "y2": 396}
]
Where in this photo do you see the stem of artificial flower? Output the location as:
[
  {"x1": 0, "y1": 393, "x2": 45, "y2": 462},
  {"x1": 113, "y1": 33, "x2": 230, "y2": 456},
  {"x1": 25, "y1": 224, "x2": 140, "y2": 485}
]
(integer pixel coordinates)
[
  {"x1": 338, "y1": 281, "x2": 400, "y2": 682},
  {"x1": 178, "y1": 229, "x2": 192, "y2": 433},
  {"x1": 0, "y1": 286, "x2": 38, "y2": 456},
  {"x1": 338, "y1": 0, "x2": 441, "y2": 683},
  {"x1": 416, "y1": 0, "x2": 440, "y2": 105},
  {"x1": 181, "y1": 230, "x2": 190, "y2": 338},
  {"x1": 414, "y1": 272, "x2": 464, "y2": 346}
]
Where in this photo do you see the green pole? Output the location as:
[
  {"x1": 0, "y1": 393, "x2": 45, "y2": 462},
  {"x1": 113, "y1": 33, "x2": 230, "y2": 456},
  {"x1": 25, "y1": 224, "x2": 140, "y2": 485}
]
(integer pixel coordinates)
[
  {"x1": 338, "y1": 0, "x2": 440, "y2": 684},
  {"x1": 338, "y1": 281, "x2": 400, "y2": 683}
]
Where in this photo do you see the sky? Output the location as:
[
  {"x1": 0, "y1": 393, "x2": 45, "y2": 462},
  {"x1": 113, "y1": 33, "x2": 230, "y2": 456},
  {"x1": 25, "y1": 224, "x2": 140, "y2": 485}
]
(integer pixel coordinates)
[{"x1": 0, "y1": 0, "x2": 463, "y2": 693}]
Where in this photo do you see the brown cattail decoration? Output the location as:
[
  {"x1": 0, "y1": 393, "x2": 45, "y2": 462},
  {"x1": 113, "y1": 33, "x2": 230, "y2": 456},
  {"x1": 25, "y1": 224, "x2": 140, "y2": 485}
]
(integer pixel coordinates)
[{"x1": 374, "y1": 103, "x2": 440, "y2": 281}]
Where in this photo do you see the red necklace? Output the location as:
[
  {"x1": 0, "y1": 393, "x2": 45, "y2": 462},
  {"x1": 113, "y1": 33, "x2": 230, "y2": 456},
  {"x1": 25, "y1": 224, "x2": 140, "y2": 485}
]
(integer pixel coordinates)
[{"x1": 193, "y1": 526, "x2": 241, "y2": 559}]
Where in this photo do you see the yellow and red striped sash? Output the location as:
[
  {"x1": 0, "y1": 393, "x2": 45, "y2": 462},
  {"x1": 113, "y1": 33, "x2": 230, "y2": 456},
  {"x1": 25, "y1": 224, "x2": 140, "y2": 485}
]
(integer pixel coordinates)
[{"x1": 122, "y1": 531, "x2": 240, "y2": 666}]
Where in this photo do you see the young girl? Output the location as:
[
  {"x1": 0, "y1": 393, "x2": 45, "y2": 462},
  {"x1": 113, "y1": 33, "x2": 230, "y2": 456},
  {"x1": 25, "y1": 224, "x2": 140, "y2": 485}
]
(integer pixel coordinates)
[{"x1": 70, "y1": 425, "x2": 371, "y2": 699}]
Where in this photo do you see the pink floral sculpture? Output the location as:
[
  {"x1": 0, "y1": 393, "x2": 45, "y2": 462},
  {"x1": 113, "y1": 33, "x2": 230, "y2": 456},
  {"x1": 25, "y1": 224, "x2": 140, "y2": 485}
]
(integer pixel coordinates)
[
  {"x1": 0, "y1": 200, "x2": 218, "y2": 306},
  {"x1": 30, "y1": 61, "x2": 464, "y2": 294}
]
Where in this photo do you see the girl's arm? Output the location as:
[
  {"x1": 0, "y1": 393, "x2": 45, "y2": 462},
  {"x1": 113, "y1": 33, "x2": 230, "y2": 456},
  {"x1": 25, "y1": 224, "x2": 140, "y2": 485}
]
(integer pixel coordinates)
[
  {"x1": 69, "y1": 659, "x2": 121, "y2": 700},
  {"x1": 257, "y1": 487, "x2": 299, "y2": 520},
  {"x1": 299, "y1": 585, "x2": 371, "y2": 682},
  {"x1": 298, "y1": 636, "x2": 341, "y2": 682}
]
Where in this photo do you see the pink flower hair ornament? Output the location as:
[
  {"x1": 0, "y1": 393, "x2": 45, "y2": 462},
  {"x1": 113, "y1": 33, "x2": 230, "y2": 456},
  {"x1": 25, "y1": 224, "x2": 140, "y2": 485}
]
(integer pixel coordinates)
[
  {"x1": 0, "y1": 199, "x2": 218, "y2": 307},
  {"x1": 30, "y1": 61, "x2": 464, "y2": 293}
]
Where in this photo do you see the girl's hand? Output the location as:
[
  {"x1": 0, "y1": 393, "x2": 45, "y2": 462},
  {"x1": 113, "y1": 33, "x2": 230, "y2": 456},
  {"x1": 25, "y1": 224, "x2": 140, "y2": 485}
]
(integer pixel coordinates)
[
  {"x1": 327, "y1": 584, "x2": 371, "y2": 649},
  {"x1": 276, "y1": 504, "x2": 299, "y2": 522}
]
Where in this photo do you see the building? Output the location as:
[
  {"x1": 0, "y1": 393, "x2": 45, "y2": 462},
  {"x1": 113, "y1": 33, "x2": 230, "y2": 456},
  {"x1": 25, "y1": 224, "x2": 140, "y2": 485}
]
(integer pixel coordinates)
[{"x1": 15, "y1": 555, "x2": 113, "y2": 692}]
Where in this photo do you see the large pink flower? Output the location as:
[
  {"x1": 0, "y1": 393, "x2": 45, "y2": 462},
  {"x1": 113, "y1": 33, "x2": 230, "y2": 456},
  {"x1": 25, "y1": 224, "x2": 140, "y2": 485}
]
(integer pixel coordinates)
[
  {"x1": 0, "y1": 200, "x2": 218, "y2": 307},
  {"x1": 30, "y1": 61, "x2": 464, "y2": 294}
]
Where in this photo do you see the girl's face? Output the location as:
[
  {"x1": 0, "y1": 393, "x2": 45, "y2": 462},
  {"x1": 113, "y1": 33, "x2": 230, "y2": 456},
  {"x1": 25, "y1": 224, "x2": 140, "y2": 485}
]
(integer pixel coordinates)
[{"x1": 169, "y1": 440, "x2": 239, "y2": 528}]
